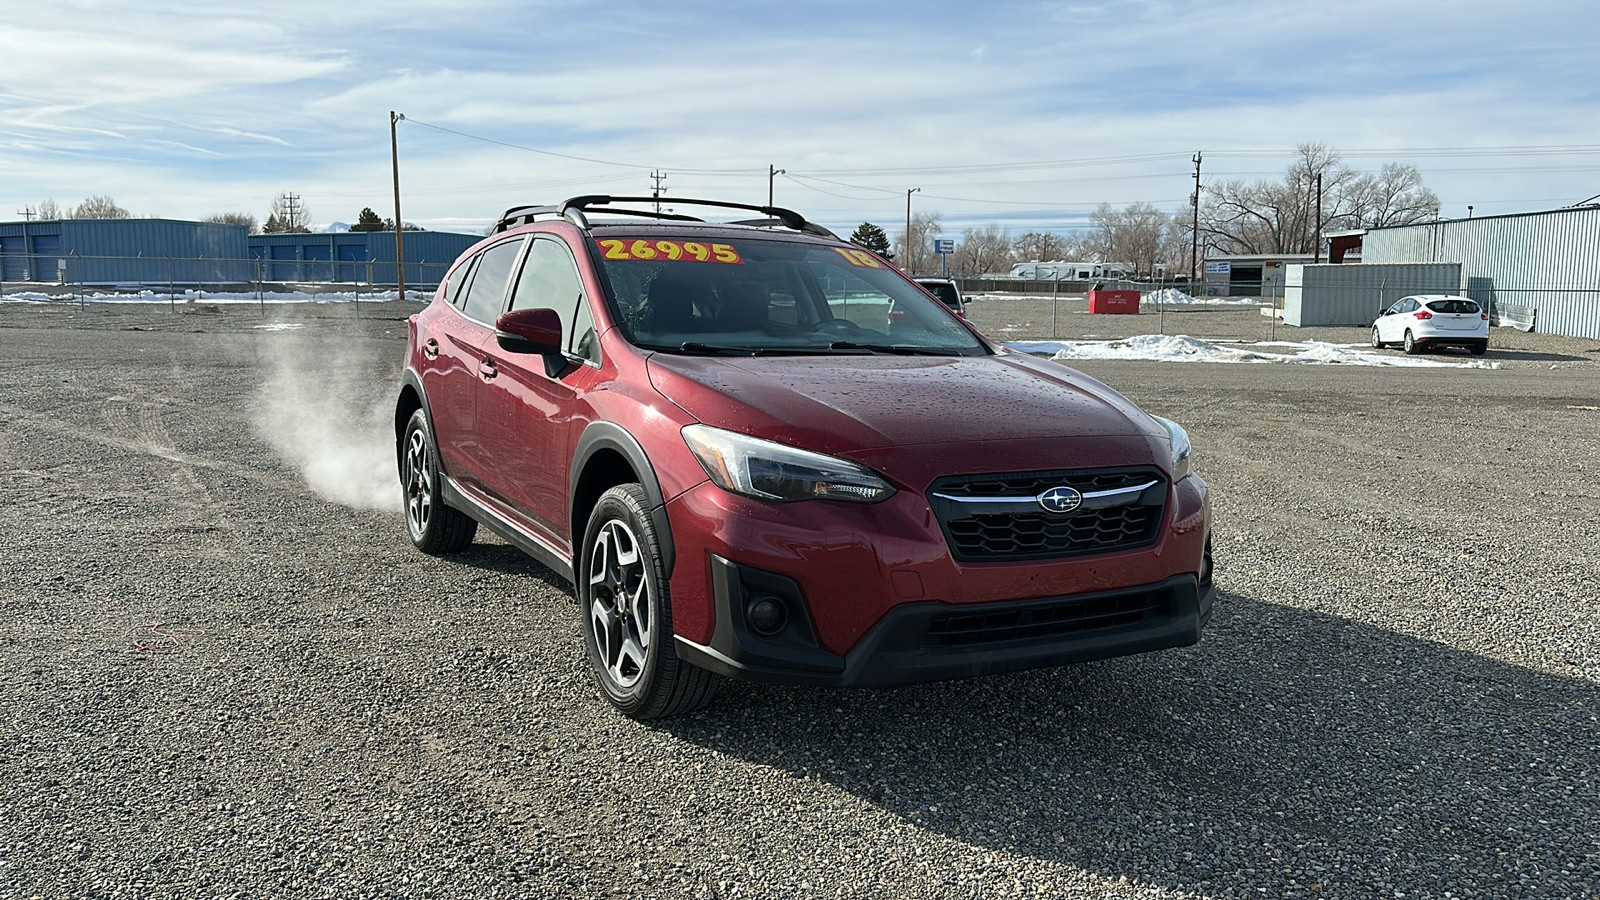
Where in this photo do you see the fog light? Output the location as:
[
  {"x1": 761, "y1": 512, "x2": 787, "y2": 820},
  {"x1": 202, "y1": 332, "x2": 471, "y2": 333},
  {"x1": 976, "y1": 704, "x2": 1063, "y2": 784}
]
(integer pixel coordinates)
[{"x1": 745, "y1": 594, "x2": 788, "y2": 636}]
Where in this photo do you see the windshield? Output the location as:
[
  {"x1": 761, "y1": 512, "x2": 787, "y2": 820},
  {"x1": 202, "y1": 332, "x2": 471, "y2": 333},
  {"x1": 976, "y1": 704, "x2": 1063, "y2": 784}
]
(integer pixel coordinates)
[{"x1": 591, "y1": 233, "x2": 987, "y2": 356}]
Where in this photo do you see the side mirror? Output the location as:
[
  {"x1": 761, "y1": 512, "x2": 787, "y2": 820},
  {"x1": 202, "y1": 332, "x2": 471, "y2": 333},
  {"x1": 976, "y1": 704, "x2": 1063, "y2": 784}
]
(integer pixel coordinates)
[{"x1": 494, "y1": 307, "x2": 563, "y2": 355}]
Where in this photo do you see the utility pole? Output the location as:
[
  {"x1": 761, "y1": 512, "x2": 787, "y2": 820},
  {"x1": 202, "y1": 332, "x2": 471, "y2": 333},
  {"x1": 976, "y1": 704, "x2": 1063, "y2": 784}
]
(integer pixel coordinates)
[
  {"x1": 17, "y1": 206, "x2": 35, "y2": 221},
  {"x1": 905, "y1": 187, "x2": 920, "y2": 274},
  {"x1": 650, "y1": 170, "x2": 667, "y2": 215},
  {"x1": 1313, "y1": 171, "x2": 1323, "y2": 263},
  {"x1": 767, "y1": 165, "x2": 784, "y2": 207},
  {"x1": 282, "y1": 193, "x2": 304, "y2": 229},
  {"x1": 1190, "y1": 151, "x2": 1202, "y2": 282},
  {"x1": 390, "y1": 111, "x2": 406, "y2": 300}
]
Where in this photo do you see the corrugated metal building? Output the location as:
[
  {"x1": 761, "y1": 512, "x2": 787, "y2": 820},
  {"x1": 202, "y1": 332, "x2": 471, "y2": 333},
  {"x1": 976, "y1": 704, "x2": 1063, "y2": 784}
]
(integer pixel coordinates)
[
  {"x1": 1284, "y1": 263, "x2": 1461, "y2": 326},
  {"x1": 0, "y1": 217, "x2": 481, "y2": 289},
  {"x1": 0, "y1": 218, "x2": 248, "y2": 285},
  {"x1": 1362, "y1": 206, "x2": 1600, "y2": 338},
  {"x1": 248, "y1": 231, "x2": 480, "y2": 287}
]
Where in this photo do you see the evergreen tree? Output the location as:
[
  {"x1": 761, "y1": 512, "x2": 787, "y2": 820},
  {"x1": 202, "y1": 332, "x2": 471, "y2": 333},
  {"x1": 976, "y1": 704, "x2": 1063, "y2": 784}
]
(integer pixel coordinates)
[
  {"x1": 351, "y1": 207, "x2": 386, "y2": 232},
  {"x1": 849, "y1": 222, "x2": 892, "y2": 257}
]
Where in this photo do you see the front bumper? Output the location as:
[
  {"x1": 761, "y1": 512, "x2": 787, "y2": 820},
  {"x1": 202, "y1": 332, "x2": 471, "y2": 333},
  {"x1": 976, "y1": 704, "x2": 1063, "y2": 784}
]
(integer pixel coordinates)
[{"x1": 673, "y1": 562, "x2": 1213, "y2": 687}]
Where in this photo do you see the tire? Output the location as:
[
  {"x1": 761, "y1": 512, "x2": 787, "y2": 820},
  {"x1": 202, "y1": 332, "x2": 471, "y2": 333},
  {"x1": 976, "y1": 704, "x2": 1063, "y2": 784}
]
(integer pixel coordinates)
[
  {"x1": 1469, "y1": 341, "x2": 1488, "y2": 357},
  {"x1": 1370, "y1": 326, "x2": 1383, "y2": 349},
  {"x1": 579, "y1": 484, "x2": 717, "y2": 720},
  {"x1": 401, "y1": 408, "x2": 477, "y2": 554},
  {"x1": 1403, "y1": 330, "x2": 1420, "y2": 355}
]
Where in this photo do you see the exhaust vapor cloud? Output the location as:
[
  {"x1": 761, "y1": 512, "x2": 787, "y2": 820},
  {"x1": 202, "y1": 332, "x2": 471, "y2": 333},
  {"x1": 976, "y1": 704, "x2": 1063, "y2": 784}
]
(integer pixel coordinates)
[{"x1": 254, "y1": 332, "x2": 401, "y2": 513}]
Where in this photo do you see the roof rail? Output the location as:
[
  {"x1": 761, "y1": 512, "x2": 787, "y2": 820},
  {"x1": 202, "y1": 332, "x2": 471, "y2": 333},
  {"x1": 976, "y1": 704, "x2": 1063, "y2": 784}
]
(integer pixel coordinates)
[
  {"x1": 726, "y1": 217, "x2": 840, "y2": 240},
  {"x1": 493, "y1": 204, "x2": 563, "y2": 233},
  {"x1": 558, "y1": 196, "x2": 831, "y2": 237}
]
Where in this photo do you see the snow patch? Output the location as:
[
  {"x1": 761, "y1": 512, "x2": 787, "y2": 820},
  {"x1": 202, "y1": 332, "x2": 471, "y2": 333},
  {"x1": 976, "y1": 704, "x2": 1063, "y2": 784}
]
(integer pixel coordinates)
[{"x1": 1006, "y1": 335, "x2": 1502, "y2": 369}]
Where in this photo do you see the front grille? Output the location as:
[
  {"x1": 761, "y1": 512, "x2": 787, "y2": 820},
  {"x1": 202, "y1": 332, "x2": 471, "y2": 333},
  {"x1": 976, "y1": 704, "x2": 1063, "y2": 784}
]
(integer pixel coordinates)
[
  {"x1": 929, "y1": 467, "x2": 1166, "y2": 563},
  {"x1": 923, "y1": 588, "x2": 1168, "y2": 647}
]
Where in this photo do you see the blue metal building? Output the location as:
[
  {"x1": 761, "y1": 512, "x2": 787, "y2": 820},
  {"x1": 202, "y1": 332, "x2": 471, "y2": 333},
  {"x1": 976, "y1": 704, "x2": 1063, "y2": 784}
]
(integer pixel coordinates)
[
  {"x1": 0, "y1": 218, "x2": 248, "y2": 286},
  {"x1": 247, "y1": 230, "x2": 480, "y2": 287},
  {"x1": 0, "y1": 217, "x2": 481, "y2": 289}
]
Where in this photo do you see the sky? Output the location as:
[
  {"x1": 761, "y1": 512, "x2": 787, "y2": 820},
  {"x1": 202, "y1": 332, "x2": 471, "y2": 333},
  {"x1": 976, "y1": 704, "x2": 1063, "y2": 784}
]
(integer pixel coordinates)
[{"x1": 3, "y1": 0, "x2": 1598, "y2": 239}]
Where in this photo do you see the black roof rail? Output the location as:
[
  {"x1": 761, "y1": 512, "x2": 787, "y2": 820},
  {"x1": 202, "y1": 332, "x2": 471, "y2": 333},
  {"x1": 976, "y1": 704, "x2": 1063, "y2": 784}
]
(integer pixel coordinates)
[
  {"x1": 558, "y1": 195, "x2": 831, "y2": 237},
  {"x1": 726, "y1": 217, "x2": 841, "y2": 240},
  {"x1": 493, "y1": 204, "x2": 563, "y2": 233}
]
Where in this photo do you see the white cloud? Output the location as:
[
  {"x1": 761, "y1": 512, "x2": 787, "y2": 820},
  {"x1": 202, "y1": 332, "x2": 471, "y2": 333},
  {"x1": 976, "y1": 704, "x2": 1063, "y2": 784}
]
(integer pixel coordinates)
[{"x1": 2, "y1": 0, "x2": 1597, "y2": 230}]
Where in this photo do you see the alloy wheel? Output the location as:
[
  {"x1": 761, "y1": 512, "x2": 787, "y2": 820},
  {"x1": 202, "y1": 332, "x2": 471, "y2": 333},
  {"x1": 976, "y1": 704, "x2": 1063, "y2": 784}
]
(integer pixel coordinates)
[
  {"x1": 587, "y1": 518, "x2": 652, "y2": 688},
  {"x1": 404, "y1": 428, "x2": 433, "y2": 537}
]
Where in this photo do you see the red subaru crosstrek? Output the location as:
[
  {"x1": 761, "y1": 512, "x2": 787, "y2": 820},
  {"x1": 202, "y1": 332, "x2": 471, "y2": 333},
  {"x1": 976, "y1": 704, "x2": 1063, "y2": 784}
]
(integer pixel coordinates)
[{"x1": 396, "y1": 196, "x2": 1212, "y2": 719}]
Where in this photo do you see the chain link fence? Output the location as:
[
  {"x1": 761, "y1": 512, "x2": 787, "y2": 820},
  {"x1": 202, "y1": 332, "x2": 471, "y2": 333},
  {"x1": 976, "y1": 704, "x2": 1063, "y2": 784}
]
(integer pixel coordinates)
[{"x1": 0, "y1": 251, "x2": 453, "y2": 308}]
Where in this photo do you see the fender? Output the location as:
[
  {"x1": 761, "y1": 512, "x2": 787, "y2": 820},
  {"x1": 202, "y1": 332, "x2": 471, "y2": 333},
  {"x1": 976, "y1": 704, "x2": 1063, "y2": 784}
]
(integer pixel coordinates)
[
  {"x1": 571, "y1": 421, "x2": 675, "y2": 577},
  {"x1": 395, "y1": 367, "x2": 440, "y2": 477}
]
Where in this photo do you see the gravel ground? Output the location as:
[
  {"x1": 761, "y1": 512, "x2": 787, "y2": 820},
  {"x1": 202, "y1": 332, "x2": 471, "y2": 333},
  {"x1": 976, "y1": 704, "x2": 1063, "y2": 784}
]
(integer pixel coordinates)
[{"x1": 2, "y1": 297, "x2": 1597, "y2": 899}]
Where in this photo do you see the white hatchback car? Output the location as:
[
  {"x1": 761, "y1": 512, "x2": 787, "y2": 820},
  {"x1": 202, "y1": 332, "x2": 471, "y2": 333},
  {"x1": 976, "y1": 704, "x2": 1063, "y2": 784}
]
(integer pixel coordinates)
[{"x1": 1371, "y1": 295, "x2": 1489, "y2": 356}]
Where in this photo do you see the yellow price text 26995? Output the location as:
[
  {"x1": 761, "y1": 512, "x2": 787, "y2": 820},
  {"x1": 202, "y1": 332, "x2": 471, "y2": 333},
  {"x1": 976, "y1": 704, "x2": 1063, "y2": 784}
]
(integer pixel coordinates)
[{"x1": 598, "y1": 239, "x2": 743, "y2": 265}]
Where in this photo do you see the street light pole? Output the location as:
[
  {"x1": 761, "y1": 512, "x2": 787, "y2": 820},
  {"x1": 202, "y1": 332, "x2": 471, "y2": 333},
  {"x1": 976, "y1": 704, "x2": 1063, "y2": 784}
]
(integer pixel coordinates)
[
  {"x1": 768, "y1": 165, "x2": 785, "y2": 207},
  {"x1": 390, "y1": 111, "x2": 406, "y2": 301},
  {"x1": 905, "y1": 187, "x2": 920, "y2": 273}
]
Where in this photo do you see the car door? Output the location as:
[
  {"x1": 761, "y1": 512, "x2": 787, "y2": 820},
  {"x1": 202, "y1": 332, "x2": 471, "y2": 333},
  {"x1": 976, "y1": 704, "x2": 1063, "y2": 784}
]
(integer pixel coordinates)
[
  {"x1": 474, "y1": 234, "x2": 600, "y2": 549},
  {"x1": 424, "y1": 237, "x2": 524, "y2": 492},
  {"x1": 1377, "y1": 297, "x2": 1412, "y2": 343}
]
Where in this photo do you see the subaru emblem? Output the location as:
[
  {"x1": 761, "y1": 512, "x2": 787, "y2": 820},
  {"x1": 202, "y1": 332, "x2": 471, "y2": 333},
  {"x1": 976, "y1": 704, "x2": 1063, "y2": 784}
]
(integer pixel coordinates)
[{"x1": 1036, "y1": 486, "x2": 1082, "y2": 514}]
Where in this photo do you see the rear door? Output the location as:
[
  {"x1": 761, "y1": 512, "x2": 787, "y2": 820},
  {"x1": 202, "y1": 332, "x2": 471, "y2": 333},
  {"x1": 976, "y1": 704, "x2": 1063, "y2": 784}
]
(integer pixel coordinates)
[
  {"x1": 474, "y1": 235, "x2": 600, "y2": 548},
  {"x1": 421, "y1": 237, "x2": 524, "y2": 492},
  {"x1": 1377, "y1": 297, "x2": 1414, "y2": 342},
  {"x1": 1427, "y1": 298, "x2": 1483, "y2": 333}
]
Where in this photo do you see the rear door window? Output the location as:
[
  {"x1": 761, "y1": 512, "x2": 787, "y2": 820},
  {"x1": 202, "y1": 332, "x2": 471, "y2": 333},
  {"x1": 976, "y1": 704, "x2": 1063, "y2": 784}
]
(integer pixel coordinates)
[{"x1": 460, "y1": 238, "x2": 525, "y2": 323}]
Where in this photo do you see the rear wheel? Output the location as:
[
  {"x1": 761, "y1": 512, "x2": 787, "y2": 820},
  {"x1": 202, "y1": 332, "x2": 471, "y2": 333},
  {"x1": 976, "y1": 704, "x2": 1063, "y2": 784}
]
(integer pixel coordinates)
[
  {"x1": 1403, "y1": 330, "x2": 1420, "y2": 355},
  {"x1": 579, "y1": 484, "x2": 717, "y2": 720},
  {"x1": 1370, "y1": 327, "x2": 1383, "y2": 349},
  {"x1": 1469, "y1": 341, "x2": 1488, "y2": 356},
  {"x1": 401, "y1": 408, "x2": 477, "y2": 553}
]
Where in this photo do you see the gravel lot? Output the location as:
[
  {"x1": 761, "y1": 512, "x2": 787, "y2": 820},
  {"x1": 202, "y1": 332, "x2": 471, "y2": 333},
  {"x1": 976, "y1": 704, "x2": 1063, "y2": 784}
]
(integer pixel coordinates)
[{"x1": 2, "y1": 297, "x2": 1597, "y2": 899}]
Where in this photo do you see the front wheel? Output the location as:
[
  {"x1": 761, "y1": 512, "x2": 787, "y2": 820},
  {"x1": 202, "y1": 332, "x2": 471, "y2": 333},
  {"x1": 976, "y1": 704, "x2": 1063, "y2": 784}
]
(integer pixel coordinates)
[
  {"x1": 1403, "y1": 330, "x2": 1420, "y2": 355},
  {"x1": 1370, "y1": 326, "x2": 1383, "y2": 349},
  {"x1": 579, "y1": 484, "x2": 717, "y2": 719}
]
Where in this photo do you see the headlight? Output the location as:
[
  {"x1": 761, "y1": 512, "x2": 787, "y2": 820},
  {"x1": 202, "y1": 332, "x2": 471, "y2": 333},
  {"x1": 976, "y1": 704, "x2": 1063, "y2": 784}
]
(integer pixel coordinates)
[
  {"x1": 682, "y1": 424, "x2": 895, "y2": 503},
  {"x1": 1151, "y1": 415, "x2": 1193, "y2": 481}
]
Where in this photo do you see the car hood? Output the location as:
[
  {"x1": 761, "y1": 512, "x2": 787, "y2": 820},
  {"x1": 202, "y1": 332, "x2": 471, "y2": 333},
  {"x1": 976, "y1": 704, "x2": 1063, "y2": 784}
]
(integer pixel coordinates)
[{"x1": 646, "y1": 351, "x2": 1161, "y2": 456}]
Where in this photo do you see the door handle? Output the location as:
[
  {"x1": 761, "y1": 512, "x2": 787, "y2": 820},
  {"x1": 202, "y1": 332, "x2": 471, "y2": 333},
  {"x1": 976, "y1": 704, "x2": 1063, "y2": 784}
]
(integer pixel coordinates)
[{"x1": 479, "y1": 360, "x2": 498, "y2": 379}]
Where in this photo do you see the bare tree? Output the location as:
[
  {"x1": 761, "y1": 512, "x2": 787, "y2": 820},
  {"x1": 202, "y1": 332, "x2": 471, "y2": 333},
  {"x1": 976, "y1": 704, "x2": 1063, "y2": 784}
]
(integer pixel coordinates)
[
  {"x1": 68, "y1": 195, "x2": 131, "y2": 219},
  {"x1": 1201, "y1": 144, "x2": 1438, "y2": 254},
  {"x1": 951, "y1": 225, "x2": 1013, "y2": 276},
  {"x1": 37, "y1": 198, "x2": 61, "y2": 220},
  {"x1": 1088, "y1": 202, "x2": 1178, "y2": 277},
  {"x1": 1012, "y1": 231, "x2": 1077, "y2": 262},
  {"x1": 203, "y1": 212, "x2": 260, "y2": 233},
  {"x1": 1345, "y1": 163, "x2": 1440, "y2": 228},
  {"x1": 895, "y1": 211, "x2": 942, "y2": 276}
]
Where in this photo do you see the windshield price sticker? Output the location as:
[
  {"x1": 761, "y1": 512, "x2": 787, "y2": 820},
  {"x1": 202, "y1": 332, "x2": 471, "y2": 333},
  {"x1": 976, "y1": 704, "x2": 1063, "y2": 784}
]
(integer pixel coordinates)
[
  {"x1": 599, "y1": 239, "x2": 742, "y2": 265},
  {"x1": 834, "y1": 248, "x2": 884, "y2": 269}
]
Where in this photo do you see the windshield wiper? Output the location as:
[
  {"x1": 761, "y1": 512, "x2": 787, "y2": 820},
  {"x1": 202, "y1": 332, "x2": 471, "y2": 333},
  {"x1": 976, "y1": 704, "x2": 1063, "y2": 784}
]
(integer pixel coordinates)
[
  {"x1": 826, "y1": 341, "x2": 959, "y2": 356},
  {"x1": 676, "y1": 342, "x2": 858, "y2": 357}
]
